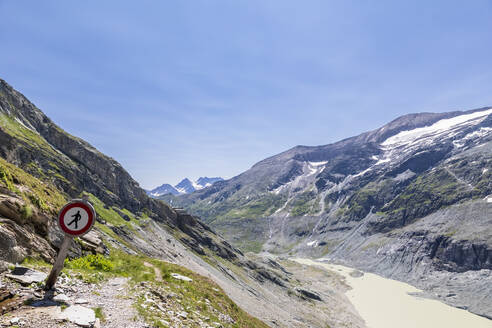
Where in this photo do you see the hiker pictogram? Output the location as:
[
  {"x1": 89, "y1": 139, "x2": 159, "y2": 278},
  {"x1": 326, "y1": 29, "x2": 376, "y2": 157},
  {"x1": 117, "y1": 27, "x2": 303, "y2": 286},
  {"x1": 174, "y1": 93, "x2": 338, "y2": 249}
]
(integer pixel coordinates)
[
  {"x1": 58, "y1": 200, "x2": 95, "y2": 237},
  {"x1": 68, "y1": 210, "x2": 82, "y2": 229}
]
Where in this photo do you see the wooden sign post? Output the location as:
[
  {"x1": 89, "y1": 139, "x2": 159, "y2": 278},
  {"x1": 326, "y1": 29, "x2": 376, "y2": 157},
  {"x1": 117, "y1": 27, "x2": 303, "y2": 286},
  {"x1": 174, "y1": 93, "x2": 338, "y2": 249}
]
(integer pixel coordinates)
[{"x1": 45, "y1": 198, "x2": 96, "y2": 290}]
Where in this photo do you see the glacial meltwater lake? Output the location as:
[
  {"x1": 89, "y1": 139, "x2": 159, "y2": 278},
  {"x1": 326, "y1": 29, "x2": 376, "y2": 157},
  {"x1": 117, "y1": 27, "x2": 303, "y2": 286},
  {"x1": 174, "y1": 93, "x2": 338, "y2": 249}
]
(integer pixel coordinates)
[{"x1": 294, "y1": 258, "x2": 492, "y2": 328}]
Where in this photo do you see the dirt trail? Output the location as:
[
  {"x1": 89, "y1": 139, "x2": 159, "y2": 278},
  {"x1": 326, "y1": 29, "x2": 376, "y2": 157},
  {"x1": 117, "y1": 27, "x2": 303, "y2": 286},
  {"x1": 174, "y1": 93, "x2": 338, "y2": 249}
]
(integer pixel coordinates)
[{"x1": 144, "y1": 262, "x2": 162, "y2": 282}]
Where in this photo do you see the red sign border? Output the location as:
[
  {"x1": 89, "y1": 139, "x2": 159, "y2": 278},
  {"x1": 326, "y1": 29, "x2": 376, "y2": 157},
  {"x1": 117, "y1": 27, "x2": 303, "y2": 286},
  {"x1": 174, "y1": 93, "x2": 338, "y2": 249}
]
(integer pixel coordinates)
[{"x1": 58, "y1": 201, "x2": 96, "y2": 236}]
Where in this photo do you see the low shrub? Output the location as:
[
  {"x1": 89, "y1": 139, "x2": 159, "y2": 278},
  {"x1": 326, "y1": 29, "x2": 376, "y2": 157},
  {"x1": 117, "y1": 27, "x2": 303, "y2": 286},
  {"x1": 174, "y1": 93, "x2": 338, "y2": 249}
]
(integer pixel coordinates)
[{"x1": 65, "y1": 254, "x2": 114, "y2": 272}]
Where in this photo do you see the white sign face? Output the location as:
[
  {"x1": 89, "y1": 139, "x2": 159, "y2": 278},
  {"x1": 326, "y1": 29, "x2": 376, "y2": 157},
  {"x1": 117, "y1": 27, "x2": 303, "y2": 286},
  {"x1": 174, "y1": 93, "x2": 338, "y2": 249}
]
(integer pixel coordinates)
[
  {"x1": 62, "y1": 206, "x2": 90, "y2": 232},
  {"x1": 58, "y1": 200, "x2": 95, "y2": 236}
]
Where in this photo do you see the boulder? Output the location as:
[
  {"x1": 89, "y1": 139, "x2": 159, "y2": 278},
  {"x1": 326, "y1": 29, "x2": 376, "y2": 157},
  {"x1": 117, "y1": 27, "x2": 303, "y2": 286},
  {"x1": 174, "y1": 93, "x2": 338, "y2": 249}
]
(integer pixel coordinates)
[
  {"x1": 295, "y1": 288, "x2": 323, "y2": 301},
  {"x1": 0, "y1": 224, "x2": 25, "y2": 263},
  {"x1": 0, "y1": 260, "x2": 10, "y2": 273},
  {"x1": 58, "y1": 305, "x2": 96, "y2": 327},
  {"x1": 6, "y1": 266, "x2": 47, "y2": 285}
]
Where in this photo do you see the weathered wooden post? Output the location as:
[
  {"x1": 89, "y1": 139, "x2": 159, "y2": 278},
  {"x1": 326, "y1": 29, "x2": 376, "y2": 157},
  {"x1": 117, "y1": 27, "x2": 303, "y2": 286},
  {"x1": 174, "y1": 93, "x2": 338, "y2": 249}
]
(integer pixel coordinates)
[{"x1": 44, "y1": 198, "x2": 96, "y2": 290}]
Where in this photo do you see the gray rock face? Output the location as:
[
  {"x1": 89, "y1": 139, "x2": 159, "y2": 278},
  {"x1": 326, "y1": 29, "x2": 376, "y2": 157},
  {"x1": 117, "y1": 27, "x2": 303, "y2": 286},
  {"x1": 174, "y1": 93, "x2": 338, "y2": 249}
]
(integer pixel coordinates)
[
  {"x1": 0, "y1": 78, "x2": 173, "y2": 221},
  {"x1": 0, "y1": 225, "x2": 24, "y2": 263}
]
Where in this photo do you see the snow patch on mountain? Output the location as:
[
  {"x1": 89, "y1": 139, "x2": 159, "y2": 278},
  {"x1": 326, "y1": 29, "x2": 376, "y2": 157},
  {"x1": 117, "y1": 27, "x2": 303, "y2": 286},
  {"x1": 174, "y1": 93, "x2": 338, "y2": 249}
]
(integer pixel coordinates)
[
  {"x1": 308, "y1": 161, "x2": 328, "y2": 167},
  {"x1": 381, "y1": 109, "x2": 492, "y2": 148},
  {"x1": 453, "y1": 127, "x2": 492, "y2": 148},
  {"x1": 272, "y1": 161, "x2": 327, "y2": 195},
  {"x1": 374, "y1": 109, "x2": 492, "y2": 168}
]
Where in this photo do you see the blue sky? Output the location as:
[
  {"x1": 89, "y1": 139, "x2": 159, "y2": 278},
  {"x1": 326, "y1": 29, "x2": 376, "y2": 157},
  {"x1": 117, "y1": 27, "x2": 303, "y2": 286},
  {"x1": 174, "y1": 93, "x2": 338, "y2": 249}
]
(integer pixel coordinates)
[{"x1": 1, "y1": 1, "x2": 492, "y2": 189}]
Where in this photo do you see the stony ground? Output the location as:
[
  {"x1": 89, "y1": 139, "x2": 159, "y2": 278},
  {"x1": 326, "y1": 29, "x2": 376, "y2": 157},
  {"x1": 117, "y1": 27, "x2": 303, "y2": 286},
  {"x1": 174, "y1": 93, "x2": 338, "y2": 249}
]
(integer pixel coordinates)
[
  {"x1": 0, "y1": 273, "x2": 146, "y2": 328},
  {"x1": 0, "y1": 263, "x2": 229, "y2": 328}
]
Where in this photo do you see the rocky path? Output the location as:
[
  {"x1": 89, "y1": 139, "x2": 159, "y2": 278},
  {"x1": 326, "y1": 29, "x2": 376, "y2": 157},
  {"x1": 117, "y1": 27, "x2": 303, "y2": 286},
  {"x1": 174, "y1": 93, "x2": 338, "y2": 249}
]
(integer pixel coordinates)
[
  {"x1": 76, "y1": 277, "x2": 146, "y2": 328},
  {"x1": 0, "y1": 272, "x2": 146, "y2": 328}
]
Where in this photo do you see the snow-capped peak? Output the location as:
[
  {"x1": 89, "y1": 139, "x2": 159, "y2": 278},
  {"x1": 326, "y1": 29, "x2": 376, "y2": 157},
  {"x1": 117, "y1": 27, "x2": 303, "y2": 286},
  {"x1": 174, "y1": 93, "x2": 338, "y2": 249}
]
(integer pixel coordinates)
[{"x1": 148, "y1": 177, "x2": 224, "y2": 197}]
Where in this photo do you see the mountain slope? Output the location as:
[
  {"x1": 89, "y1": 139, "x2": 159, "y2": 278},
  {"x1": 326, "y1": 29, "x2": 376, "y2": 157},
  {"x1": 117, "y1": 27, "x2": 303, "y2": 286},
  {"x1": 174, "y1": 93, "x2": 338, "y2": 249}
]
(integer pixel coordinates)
[
  {"x1": 166, "y1": 107, "x2": 492, "y2": 318},
  {"x1": 0, "y1": 78, "x2": 365, "y2": 328}
]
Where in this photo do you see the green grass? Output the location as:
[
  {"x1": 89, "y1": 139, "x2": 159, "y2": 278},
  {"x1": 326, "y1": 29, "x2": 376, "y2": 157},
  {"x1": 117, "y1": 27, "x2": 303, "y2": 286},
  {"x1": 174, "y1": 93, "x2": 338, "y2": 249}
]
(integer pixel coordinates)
[
  {"x1": 0, "y1": 157, "x2": 67, "y2": 213},
  {"x1": 65, "y1": 254, "x2": 114, "y2": 272},
  {"x1": 93, "y1": 307, "x2": 106, "y2": 322},
  {"x1": 232, "y1": 239, "x2": 264, "y2": 254},
  {"x1": 342, "y1": 179, "x2": 395, "y2": 221},
  {"x1": 21, "y1": 204, "x2": 33, "y2": 219},
  {"x1": 0, "y1": 114, "x2": 58, "y2": 157},
  {"x1": 83, "y1": 192, "x2": 142, "y2": 233},
  {"x1": 381, "y1": 169, "x2": 471, "y2": 221},
  {"x1": 185, "y1": 192, "x2": 287, "y2": 224},
  {"x1": 216, "y1": 193, "x2": 287, "y2": 220},
  {"x1": 289, "y1": 191, "x2": 318, "y2": 216},
  {"x1": 21, "y1": 257, "x2": 51, "y2": 268}
]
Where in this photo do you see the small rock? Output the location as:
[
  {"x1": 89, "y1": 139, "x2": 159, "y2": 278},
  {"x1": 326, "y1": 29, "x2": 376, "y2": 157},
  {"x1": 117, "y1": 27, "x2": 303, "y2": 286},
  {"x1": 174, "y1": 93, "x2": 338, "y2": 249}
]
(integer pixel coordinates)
[
  {"x1": 53, "y1": 294, "x2": 70, "y2": 303},
  {"x1": 178, "y1": 311, "x2": 188, "y2": 319},
  {"x1": 58, "y1": 305, "x2": 96, "y2": 327},
  {"x1": 75, "y1": 298, "x2": 89, "y2": 304},
  {"x1": 171, "y1": 273, "x2": 193, "y2": 282},
  {"x1": 167, "y1": 292, "x2": 179, "y2": 299},
  {"x1": 0, "y1": 260, "x2": 9, "y2": 273},
  {"x1": 295, "y1": 288, "x2": 323, "y2": 301},
  {"x1": 349, "y1": 270, "x2": 364, "y2": 278},
  {"x1": 81, "y1": 230, "x2": 102, "y2": 246},
  {"x1": 10, "y1": 317, "x2": 20, "y2": 324}
]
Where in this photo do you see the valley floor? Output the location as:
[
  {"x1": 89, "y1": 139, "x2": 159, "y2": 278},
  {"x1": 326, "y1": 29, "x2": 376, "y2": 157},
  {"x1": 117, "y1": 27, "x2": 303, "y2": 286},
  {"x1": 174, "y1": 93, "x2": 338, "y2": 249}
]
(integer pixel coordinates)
[{"x1": 294, "y1": 258, "x2": 492, "y2": 328}]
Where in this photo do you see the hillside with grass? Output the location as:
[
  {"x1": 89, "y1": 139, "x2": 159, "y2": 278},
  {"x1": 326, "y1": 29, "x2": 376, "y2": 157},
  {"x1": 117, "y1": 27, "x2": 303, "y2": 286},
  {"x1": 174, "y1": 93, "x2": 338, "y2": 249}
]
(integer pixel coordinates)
[{"x1": 0, "y1": 78, "x2": 367, "y2": 328}]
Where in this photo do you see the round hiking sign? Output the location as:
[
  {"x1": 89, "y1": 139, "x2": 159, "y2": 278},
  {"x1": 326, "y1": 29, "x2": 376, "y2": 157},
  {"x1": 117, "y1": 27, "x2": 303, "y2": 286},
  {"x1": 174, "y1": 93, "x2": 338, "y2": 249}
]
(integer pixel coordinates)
[{"x1": 58, "y1": 200, "x2": 96, "y2": 236}]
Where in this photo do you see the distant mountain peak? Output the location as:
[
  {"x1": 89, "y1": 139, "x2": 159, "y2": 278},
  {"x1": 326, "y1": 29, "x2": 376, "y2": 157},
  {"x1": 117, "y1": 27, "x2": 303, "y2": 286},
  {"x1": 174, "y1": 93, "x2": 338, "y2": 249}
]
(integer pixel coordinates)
[
  {"x1": 147, "y1": 183, "x2": 179, "y2": 197},
  {"x1": 147, "y1": 176, "x2": 224, "y2": 197}
]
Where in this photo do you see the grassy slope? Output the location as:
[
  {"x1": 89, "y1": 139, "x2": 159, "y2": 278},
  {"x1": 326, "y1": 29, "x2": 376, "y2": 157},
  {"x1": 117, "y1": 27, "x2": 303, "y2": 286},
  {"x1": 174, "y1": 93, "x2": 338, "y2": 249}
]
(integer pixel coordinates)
[{"x1": 0, "y1": 156, "x2": 67, "y2": 213}]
